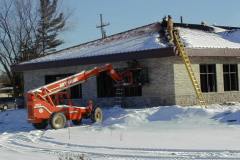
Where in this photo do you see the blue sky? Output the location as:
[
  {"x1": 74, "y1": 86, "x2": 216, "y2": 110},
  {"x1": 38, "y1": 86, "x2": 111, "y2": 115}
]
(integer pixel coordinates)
[{"x1": 59, "y1": 0, "x2": 240, "y2": 49}]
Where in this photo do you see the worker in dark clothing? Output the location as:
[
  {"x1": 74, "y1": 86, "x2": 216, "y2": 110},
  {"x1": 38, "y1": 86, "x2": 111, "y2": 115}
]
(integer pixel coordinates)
[
  {"x1": 167, "y1": 15, "x2": 174, "y2": 42},
  {"x1": 160, "y1": 16, "x2": 167, "y2": 36},
  {"x1": 161, "y1": 16, "x2": 167, "y2": 28}
]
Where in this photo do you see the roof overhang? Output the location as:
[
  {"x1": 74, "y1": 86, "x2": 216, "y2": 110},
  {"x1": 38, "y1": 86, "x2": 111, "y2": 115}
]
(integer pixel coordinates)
[
  {"x1": 12, "y1": 47, "x2": 240, "y2": 72},
  {"x1": 12, "y1": 47, "x2": 175, "y2": 72},
  {"x1": 186, "y1": 48, "x2": 240, "y2": 57}
]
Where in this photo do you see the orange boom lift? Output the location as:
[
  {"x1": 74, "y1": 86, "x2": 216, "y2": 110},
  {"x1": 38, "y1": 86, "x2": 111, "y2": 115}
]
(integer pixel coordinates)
[{"x1": 27, "y1": 64, "x2": 133, "y2": 129}]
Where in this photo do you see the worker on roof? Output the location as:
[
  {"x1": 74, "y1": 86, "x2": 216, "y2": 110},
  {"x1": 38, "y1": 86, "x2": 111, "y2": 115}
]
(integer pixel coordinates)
[
  {"x1": 167, "y1": 15, "x2": 174, "y2": 43},
  {"x1": 161, "y1": 16, "x2": 167, "y2": 28},
  {"x1": 160, "y1": 16, "x2": 167, "y2": 36}
]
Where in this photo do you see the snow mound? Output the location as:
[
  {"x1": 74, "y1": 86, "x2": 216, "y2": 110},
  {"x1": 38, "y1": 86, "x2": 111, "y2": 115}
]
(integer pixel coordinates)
[
  {"x1": 0, "y1": 109, "x2": 33, "y2": 134},
  {"x1": 212, "y1": 110, "x2": 240, "y2": 125},
  {"x1": 102, "y1": 105, "x2": 240, "y2": 129},
  {"x1": 147, "y1": 106, "x2": 208, "y2": 121},
  {"x1": 1, "y1": 104, "x2": 240, "y2": 134},
  {"x1": 102, "y1": 107, "x2": 151, "y2": 128},
  {"x1": 104, "y1": 105, "x2": 211, "y2": 124}
]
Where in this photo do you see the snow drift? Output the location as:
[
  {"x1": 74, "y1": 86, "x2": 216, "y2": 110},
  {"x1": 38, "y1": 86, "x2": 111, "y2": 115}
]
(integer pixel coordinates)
[
  {"x1": 1, "y1": 104, "x2": 240, "y2": 134},
  {"x1": 1, "y1": 104, "x2": 240, "y2": 160}
]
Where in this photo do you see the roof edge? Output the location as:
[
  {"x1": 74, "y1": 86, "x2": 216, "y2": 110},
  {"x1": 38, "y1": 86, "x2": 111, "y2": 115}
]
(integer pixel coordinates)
[
  {"x1": 12, "y1": 47, "x2": 174, "y2": 72},
  {"x1": 186, "y1": 48, "x2": 240, "y2": 57}
]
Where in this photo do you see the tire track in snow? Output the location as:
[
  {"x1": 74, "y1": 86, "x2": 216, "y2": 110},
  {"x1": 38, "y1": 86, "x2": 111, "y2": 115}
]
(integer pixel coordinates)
[{"x1": 1, "y1": 133, "x2": 240, "y2": 160}]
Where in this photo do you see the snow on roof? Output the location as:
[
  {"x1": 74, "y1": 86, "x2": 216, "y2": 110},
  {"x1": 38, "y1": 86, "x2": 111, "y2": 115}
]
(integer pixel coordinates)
[
  {"x1": 21, "y1": 23, "x2": 240, "y2": 65},
  {"x1": 179, "y1": 27, "x2": 240, "y2": 49},
  {"x1": 22, "y1": 23, "x2": 167, "y2": 64},
  {"x1": 211, "y1": 26, "x2": 227, "y2": 33}
]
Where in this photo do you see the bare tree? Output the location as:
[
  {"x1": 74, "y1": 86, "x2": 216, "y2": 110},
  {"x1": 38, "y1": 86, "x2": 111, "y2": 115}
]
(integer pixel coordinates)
[
  {"x1": 0, "y1": 0, "x2": 66, "y2": 96},
  {"x1": 0, "y1": 0, "x2": 37, "y2": 96}
]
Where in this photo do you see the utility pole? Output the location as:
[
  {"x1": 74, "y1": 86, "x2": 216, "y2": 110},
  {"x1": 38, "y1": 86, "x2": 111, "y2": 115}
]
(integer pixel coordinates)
[
  {"x1": 180, "y1": 16, "x2": 183, "y2": 24},
  {"x1": 96, "y1": 14, "x2": 110, "y2": 39}
]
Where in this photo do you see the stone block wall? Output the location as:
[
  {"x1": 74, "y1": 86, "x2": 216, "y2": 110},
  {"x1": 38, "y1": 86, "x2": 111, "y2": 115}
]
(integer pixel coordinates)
[
  {"x1": 174, "y1": 56, "x2": 240, "y2": 106},
  {"x1": 23, "y1": 57, "x2": 176, "y2": 107},
  {"x1": 141, "y1": 57, "x2": 175, "y2": 106},
  {"x1": 23, "y1": 56, "x2": 240, "y2": 107}
]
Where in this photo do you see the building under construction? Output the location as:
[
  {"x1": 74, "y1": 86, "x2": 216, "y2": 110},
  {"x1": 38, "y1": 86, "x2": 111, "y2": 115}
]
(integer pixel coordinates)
[{"x1": 13, "y1": 21, "x2": 240, "y2": 107}]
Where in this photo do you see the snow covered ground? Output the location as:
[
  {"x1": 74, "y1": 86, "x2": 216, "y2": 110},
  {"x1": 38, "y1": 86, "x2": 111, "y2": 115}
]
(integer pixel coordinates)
[{"x1": 1, "y1": 104, "x2": 240, "y2": 159}]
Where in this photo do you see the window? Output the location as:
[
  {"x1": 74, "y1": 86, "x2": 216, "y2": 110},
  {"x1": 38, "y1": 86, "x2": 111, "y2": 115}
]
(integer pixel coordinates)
[
  {"x1": 97, "y1": 72, "x2": 116, "y2": 97},
  {"x1": 223, "y1": 64, "x2": 239, "y2": 91},
  {"x1": 45, "y1": 74, "x2": 82, "y2": 98},
  {"x1": 200, "y1": 64, "x2": 217, "y2": 92},
  {"x1": 124, "y1": 69, "x2": 143, "y2": 97},
  {"x1": 124, "y1": 85, "x2": 142, "y2": 97},
  {"x1": 97, "y1": 69, "x2": 144, "y2": 97}
]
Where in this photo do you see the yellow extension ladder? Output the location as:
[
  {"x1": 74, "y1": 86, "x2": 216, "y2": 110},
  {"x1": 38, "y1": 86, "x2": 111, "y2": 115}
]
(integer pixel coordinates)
[{"x1": 172, "y1": 29, "x2": 207, "y2": 107}]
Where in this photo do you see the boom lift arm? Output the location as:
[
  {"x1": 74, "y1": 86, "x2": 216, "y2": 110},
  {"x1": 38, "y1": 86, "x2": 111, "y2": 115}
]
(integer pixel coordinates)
[
  {"x1": 29, "y1": 64, "x2": 126, "y2": 98},
  {"x1": 27, "y1": 64, "x2": 133, "y2": 129}
]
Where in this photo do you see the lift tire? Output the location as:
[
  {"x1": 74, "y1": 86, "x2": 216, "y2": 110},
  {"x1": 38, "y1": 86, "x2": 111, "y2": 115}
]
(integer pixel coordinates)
[
  {"x1": 72, "y1": 119, "x2": 82, "y2": 125},
  {"x1": 91, "y1": 106, "x2": 103, "y2": 123},
  {"x1": 50, "y1": 112, "x2": 66, "y2": 129},
  {"x1": 33, "y1": 120, "x2": 48, "y2": 129}
]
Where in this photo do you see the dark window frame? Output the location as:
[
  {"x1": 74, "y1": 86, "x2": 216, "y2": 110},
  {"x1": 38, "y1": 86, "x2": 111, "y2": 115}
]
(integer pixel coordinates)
[
  {"x1": 200, "y1": 64, "x2": 217, "y2": 92},
  {"x1": 97, "y1": 71, "x2": 116, "y2": 97},
  {"x1": 97, "y1": 68, "x2": 144, "y2": 98},
  {"x1": 223, "y1": 64, "x2": 239, "y2": 91},
  {"x1": 45, "y1": 74, "x2": 82, "y2": 99}
]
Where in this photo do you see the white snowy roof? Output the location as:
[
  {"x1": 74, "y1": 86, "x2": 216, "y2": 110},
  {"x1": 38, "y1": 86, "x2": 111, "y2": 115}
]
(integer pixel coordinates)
[
  {"x1": 179, "y1": 27, "x2": 240, "y2": 49},
  {"x1": 22, "y1": 23, "x2": 167, "y2": 64},
  {"x1": 17, "y1": 23, "x2": 240, "y2": 69}
]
